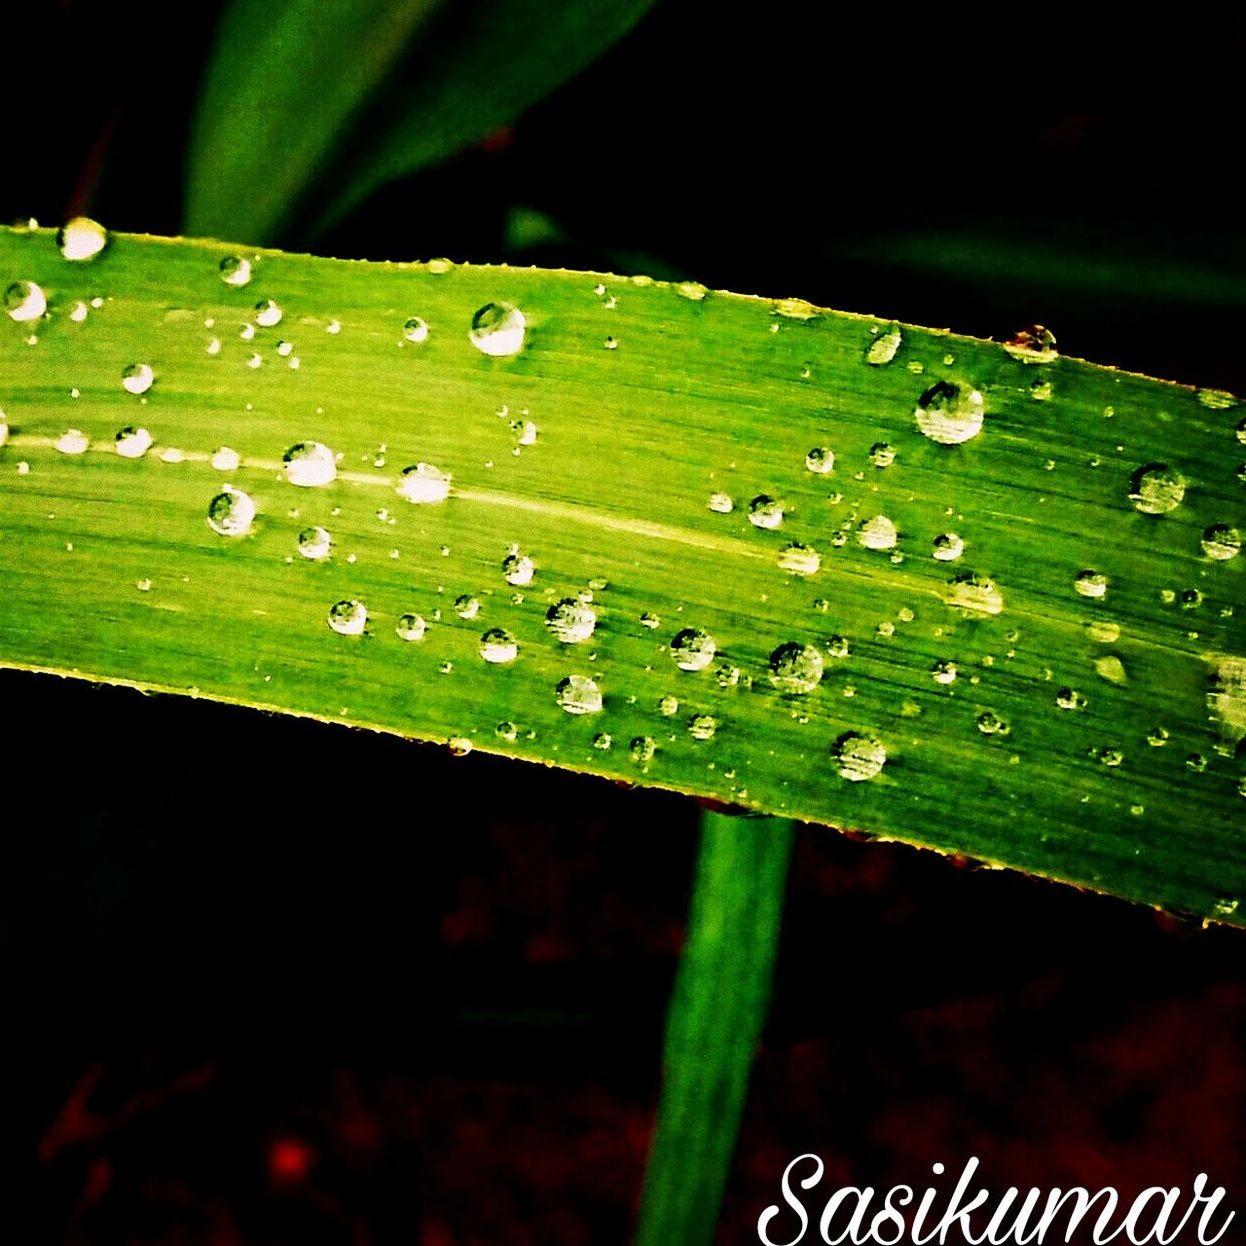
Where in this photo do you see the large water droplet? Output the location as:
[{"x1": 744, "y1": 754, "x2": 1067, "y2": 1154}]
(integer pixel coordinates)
[
  {"x1": 670, "y1": 627, "x2": 717, "y2": 671},
  {"x1": 4, "y1": 280, "x2": 46, "y2": 322},
  {"x1": 778, "y1": 543, "x2": 821, "y2": 576},
  {"x1": 805, "y1": 447, "x2": 835, "y2": 474},
  {"x1": 219, "y1": 255, "x2": 252, "y2": 287},
  {"x1": 833, "y1": 731, "x2": 886, "y2": 781},
  {"x1": 1074, "y1": 570, "x2": 1108, "y2": 598},
  {"x1": 546, "y1": 597, "x2": 597, "y2": 643},
  {"x1": 1094, "y1": 655, "x2": 1127, "y2": 685},
  {"x1": 254, "y1": 298, "x2": 283, "y2": 327},
  {"x1": 207, "y1": 485, "x2": 256, "y2": 537},
  {"x1": 122, "y1": 362, "x2": 155, "y2": 395},
  {"x1": 57, "y1": 216, "x2": 108, "y2": 261},
  {"x1": 977, "y1": 711, "x2": 1009, "y2": 735},
  {"x1": 866, "y1": 327, "x2": 902, "y2": 366},
  {"x1": 748, "y1": 495, "x2": 784, "y2": 529},
  {"x1": 282, "y1": 441, "x2": 337, "y2": 487},
  {"x1": 1002, "y1": 324, "x2": 1057, "y2": 364},
  {"x1": 688, "y1": 714, "x2": 718, "y2": 741},
  {"x1": 556, "y1": 674, "x2": 602, "y2": 715},
  {"x1": 1129, "y1": 463, "x2": 1185, "y2": 514},
  {"x1": 480, "y1": 627, "x2": 519, "y2": 664},
  {"x1": 869, "y1": 442, "x2": 896, "y2": 468},
  {"x1": 931, "y1": 659, "x2": 957, "y2": 684},
  {"x1": 769, "y1": 642, "x2": 824, "y2": 693},
  {"x1": 708, "y1": 492, "x2": 734, "y2": 514},
  {"x1": 944, "y1": 572, "x2": 1005, "y2": 616},
  {"x1": 502, "y1": 550, "x2": 535, "y2": 586},
  {"x1": 630, "y1": 735, "x2": 657, "y2": 765},
  {"x1": 115, "y1": 425, "x2": 153, "y2": 459},
  {"x1": 396, "y1": 613, "x2": 427, "y2": 641},
  {"x1": 932, "y1": 532, "x2": 964, "y2": 562},
  {"x1": 212, "y1": 446, "x2": 240, "y2": 471},
  {"x1": 470, "y1": 302, "x2": 526, "y2": 356},
  {"x1": 396, "y1": 462, "x2": 451, "y2": 504},
  {"x1": 298, "y1": 525, "x2": 332, "y2": 560},
  {"x1": 54, "y1": 429, "x2": 89, "y2": 455},
  {"x1": 857, "y1": 515, "x2": 897, "y2": 551},
  {"x1": 915, "y1": 380, "x2": 984, "y2": 445},
  {"x1": 328, "y1": 599, "x2": 367, "y2": 636},
  {"x1": 1202, "y1": 525, "x2": 1241, "y2": 561},
  {"x1": 402, "y1": 316, "x2": 430, "y2": 343}
]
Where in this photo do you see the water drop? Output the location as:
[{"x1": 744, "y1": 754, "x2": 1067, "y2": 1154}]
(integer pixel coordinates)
[
  {"x1": 1086, "y1": 620, "x2": 1120, "y2": 643},
  {"x1": 546, "y1": 597, "x2": 597, "y2": 643},
  {"x1": 977, "y1": 711, "x2": 1009, "y2": 736},
  {"x1": 396, "y1": 613, "x2": 427, "y2": 641},
  {"x1": 1196, "y1": 389, "x2": 1236, "y2": 410},
  {"x1": 219, "y1": 256, "x2": 252, "y2": 287},
  {"x1": 1186, "y1": 753, "x2": 1209, "y2": 773},
  {"x1": 54, "y1": 429, "x2": 89, "y2": 455},
  {"x1": 1096, "y1": 746, "x2": 1124, "y2": 767},
  {"x1": 496, "y1": 720, "x2": 518, "y2": 742},
  {"x1": 944, "y1": 572, "x2": 1005, "y2": 616},
  {"x1": 748, "y1": 495, "x2": 784, "y2": 529},
  {"x1": 69, "y1": 301, "x2": 89, "y2": 323},
  {"x1": 826, "y1": 635, "x2": 850, "y2": 659},
  {"x1": 773, "y1": 297, "x2": 818, "y2": 320},
  {"x1": 688, "y1": 714, "x2": 718, "y2": 741},
  {"x1": 1056, "y1": 687, "x2": 1087, "y2": 710},
  {"x1": 396, "y1": 462, "x2": 451, "y2": 504},
  {"x1": 254, "y1": 298, "x2": 283, "y2": 327},
  {"x1": 639, "y1": 611, "x2": 661, "y2": 630},
  {"x1": 207, "y1": 485, "x2": 256, "y2": 537},
  {"x1": 932, "y1": 532, "x2": 964, "y2": 561},
  {"x1": 1202, "y1": 524, "x2": 1241, "y2": 560},
  {"x1": 1180, "y1": 588, "x2": 1203, "y2": 610},
  {"x1": 914, "y1": 380, "x2": 984, "y2": 445},
  {"x1": 1002, "y1": 324, "x2": 1057, "y2": 364},
  {"x1": 480, "y1": 627, "x2": 519, "y2": 664},
  {"x1": 659, "y1": 695, "x2": 680, "y2": 716},
  {"x1": 769, "y1": 642, "x2": 824, "y2": 694},
  {"x1": 402, "y1": 316, "x2": 429, "y2": 343},
  {"x1": 211, "y1": 446, "x2": 240, "y2": 471},
  {"x1": 122, "y1": 362, "x2": 154, "y2": 395},
  {"x1": 1029, "y1": 378, "x2": 1054, "y2": 402},
  {"x1": 297, "y1": 525, "x2": 332, "y2": 560},
  {"x1": 1129, "y1": 463, "x2": 1185, "y2": 514},
  {"x1": 857, "y1": 515, "x2": 897, "y2": 551},
  {"x1": 866, "y1": 327, "x2": 902, "y2": 366},
  {"x1": 708, "y1": 492, "x2": 734, "y2": 514},
  {"x1": 282, "y1": 441, "x2": 337, "y2": 487},
  {"x1": 1094, "y1": 655, "x2": 1127, "y2": 685},
  {"x1": 670, "y1": 627, "x2": 717, "y2": 671},
  {"x1": 115, "y1": 426, "x2": 153, "y2": 459},
  {"x1": 0, "y1": 410, "x2": 7, "y2": 448},
  {"x1": 833, "y1": 731, "x2": 886, "y2": 781},
  {"x1": 778, "y1": 543, "x2": 820, "y2": 576},
  {"x1": 630, "y1": 735, "x2": 657, "y2": 765},
  {"x1": 454, "y1": 595, "x2": 480, "y2": 620},
  {"x1": 469, "y1": 302, "x2": 526, "y2": 356},
  {"x1": 869, "y1": 442, "x2": 896, "y2": 468},
  {"x1": 676, "y1": 281, "x2": 708, "y2": 301},
  {"x1": 931, "y1": 659, "x2": 957, "y2": 685},
  {"x1": 593, "y1": 732, "x2": 613, "y2": 750},
  {"x1": 805, "y1": 446, "x2": 835, "y2": 474},
  {"x1": 1074, "y1": 570, "x2": 1108, "y2": 598},
  {"x1": 4, "y1": 280, "x2": 46, "y2": 322},
  {"x1": 556, "y1": 674, "x2": 602, "y2": 715},
  {"x1": 502, "y1": 551, "x2": 535, "y2": 586},
  {"x1": 328, "y1": 599, "x2": 367, "y2": 636},
  {"x1": 1146, "y1": 726, "x2": 1169, "y2": 747},
  {"x1": 57, "y1": 216, "x2": 108, "y2": 261},
  {"x1": 512, "y1": 418, "x2": 538, "y2": 446}
]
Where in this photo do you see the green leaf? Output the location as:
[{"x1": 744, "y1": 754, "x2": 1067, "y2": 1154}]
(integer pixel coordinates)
[
  {"x1": 184, "y1": 0, "x2": 445, "y2": 244},
  {"x1": 1, "y1": 225, "x2": 1243, "y2": 928},
  {"x1": 308, "y1": 0, "x2": 659, "y2": 239}
]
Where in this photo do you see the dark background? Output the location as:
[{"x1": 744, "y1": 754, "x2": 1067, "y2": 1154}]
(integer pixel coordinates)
[{"x1": 3, "y1": 4, "x2": 1245, "y2": 1242}]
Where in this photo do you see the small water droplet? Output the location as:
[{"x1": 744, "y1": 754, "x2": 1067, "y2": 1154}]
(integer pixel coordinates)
[
  {"x1": 932, "y1": 659, "x2": 957, "y2": 685},
  {"x1": 1202, "y1": 524, "x2": 1241, "y2": 560},
  {"x1": 708, "y1": 492, "x2": 734, "y2": 514},
  {"x1": 207, "y1": 485, "x2": 256, "y2": 537},
  {"x1": 1001, "y1": 324, "x2": 1058, "y2": 363},
  {"x1": 219, "y1": 255, "x2": 252, "y2": 287},
  {"x1": 630, "y1": 735, "x2": 657, "y2": 765},
  {"x1": 396, "y1": 613, "x2": 427, "y2": 641},
  {"x1": 676, "y1": 281, "x2": 708, "y2": 301},
  {"x1": 857, "y1": 515, "x2": 897, "y2": 551},
  {"x1": 1075, "y1": 569, "x2": 1108, "y2": 598},
  {"x1": 1195, "y1": 388, "x2": 1235, "y2": 410},
  {"x1": 670, "y1": 627, "x2": 717, "y2": 671},
  {"x1": 769, "y1": 642, "x2": 824, "y2": 693},
  {"x1": 1129, "y1": 463, "x2": 1185, "y2": 514},
  {"x1": 396, "y1": 462, "x2": 451, "y2": 504},
  {"x1": 639, "y1": 611, "x2": 661, "y2": 630},
  {"x1": 866, "y1": 326, "x2": 902, "y2": 366},
  {"x1": 977, "y1": 711, "x2": 1009, "y2": 736},
  {"x1": 773, "y1": 297, "x2": 817, "y2": 320},
  {"x1": 57, "y1": 216, "x2": 108, "y2": 261},
  {"x1": 915, "y1": 380, "x2": 984, "y2": 445},
  {"x1": 1094, "y1": 655, "x2": 1128, "y2": 685},
  {"x1": 1146, "y1": 726, "x2": 1169, "y2": 747},
  {"x1": 254, "y1": 298, "x2": 283, "y2": 327},
  {"x1": 402, "y1": 316, "x2": 429, "y2": 343},
  {"x1": 502, "y1": 551, "x2": 535, "y2": 586},
  {"x1": 121, "y1": 362, "x2": 155, "y2": 395},
  {"x1": 69, "y1": 301, "x2": 89, "y2": 323},
  {"x1": 469, "y1": 302, "x2": 526, "y2": 356},
  {"x1": 328, "y1": 599, "x2": 367, "y2": 636},
  {"x1": 1180, "y1": 588, "x2": 1203, "y2": 610},
  {"x1": 778, "y1": 543, "x2": 820, "y2": 576},
  {"x1": 282, "y1": 441, "x2": 337, "y2": 487},
  {"x1": 546, "y1": 598, "x2": 597, "y2": 643},
  {"x1": 0, "y1": 410, "x2": 7, "y2": 448},
  {"x1": 496, "y1": 720, "x2": 518, "y2": 742},
  {"x1": 1186, "y1": 752, "x2": 1208, "y2": 773},
  {"x1": 556, "y1": 674, "x2": 602, "y2": 715},
  {"x1": 748, "y1": 495, "x2": 784, "y2": 529},
  {"x1": 869, "y1": 442, "x2": 896, "y2": 468},
  {"x1": 511, "y1": 418, "x2": 538, "y2": 447},
  {"x1": 932, "y1": 532, "x2": 964, "y2": 562},
  {"x1": 4, "y1": 280, "x2": 46, "y2": 322},
  {"x1": 805, "y1": 446, "x2": 835, "y2": 474},
  {"x1": 833, "y1": 731, "x2": 886, "y2": 781},
  {"x1": 453, "y1": 595, "x2": 479, "y2": 620},
  {"x1": 1030, "y1": 378, "x2": 1054, "y2": 402},
  {"x1": 54, "y1": 429, "x2": 89, "y2": 455},
  {"x1": 115, "y1": 425, "x2": 152, "y2": 459},
  {"x1": 1096, "y1": 746, "x2": 1124, "y2": 767},
  {"x1": 592, "y1": 731, "x2": 613, "y2": 750},
  {"x1": 480, "y1": 627, "x2": 518, "y2": 664},
  {"x1": 296, "y1": 525, "x2": 332, "y2": 560},
  {"x1": 944, "y1": 572, "x2": 1005, "y2": 616},
  {"x1": 211, "y1": 446, "x2": 240, "y2": 471},
  {"x1": 1056, "y1": 687, "x2": 1087, "y2": 710},
  {"x1": 826, "y1": 635, "x2": 850, "y2": 659},
  {"x1": 1086, "y1": 620, "x2": 1120, "y2": 643},
  {"x1": 688, "y1": 714, "x2": 717, "y2": 740},
  {"x1": 659, "y1": 695, "x2": 680, "y2": 716}
]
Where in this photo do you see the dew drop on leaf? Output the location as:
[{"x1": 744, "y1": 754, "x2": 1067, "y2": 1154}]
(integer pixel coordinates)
[
  {"x1": 121, "y1": 362, "x2": 155, "y2": 395},
  {"x1": 866, "y1": 327, "x2": 902, "y2": 366},
  {"x1": 502, "y1": 551, "x2": 535, "y2": 586},
  {"x1": 396, "y1": 462, "x2": 451, "y2": 504},
  {"x1": 454, "y1": 595, "x2": 480, "y2": 620},
  {"x1": 480, "y1": 627, "x2": 519, "y2": 664},
  {"x1": 396, "y1": 613, "x2": 427, "y2": 641},
  {"x1": 254, "y1": 298, "x2": 283, "y2": 327},
  {"x1": 219, "y1": 255, "x2": 252, "y2": 287},
  {"x1": 57, "y1": 216, "x2": 108, "y2": 261},
  {"x1": 1129, "y1": 463, "x2": 1185, "y2": 514},
  {"x1": 944, "y1": 572, "x2": 1005, "y2": 616},
  {"x1": 1074, "y1": 570, "x2": 1108, "y2": 598},
  {"x1": 298, "y1": 526, "x2": 332, "y2": 560},
  {"x1": 282, "y1": 441, "x2": 337, "y2": 487},
  {"x1": 54, "y1": 429, "x2": 89, "y2": 455},
  {"x1": 708, "y1": 492, "x2": 734, "y2": 514},
  {"x1": 1202, "y1": 525, "x2": 1241, "y2": 560},
  {"x1": 748, "y1": 495, "x2": 784, "y2": 529},
  {"x1": 670, "y1": 627, "x2": 717, "y2": 671},
  {"x1": 114, "y1": 426, "x2": 152, "y2": 459},
  {"x1": 546, "y1": 598, "x2": 597, "y2": 643},
  {"x1": 778, "y1": 543, "x2": 820, "y2": 576},
  {"x1": 857, "y1": 515, "x2": 897, "y2": 551},
  {"x1": 869, "y1": 442, "x2": 896, "y2": 468},
  {"x1": 688, "y1": 714, "x2": 718, "y2": 740},
  {"x1": 4, "y1": 280, "x2": 46, "y2": 322},
  {"x1": 328, "y1": 599, "x2": 367, "y2": 636},
  {"x1": 769, "y1": 642, "x2": 824, "y2": 693},
  {"x1": 915, "y1": 380, "x2": 985, "y2": 445},
  {"x1": 469, "y1": 302, "x2": 526, "y2": 356},
  {"x1": 833, "y1": 731, "x2": 886, "y2": 781},
  {"x1": 931, "y1": 659, "x2": 957, "y2": 684},
  {"x1": 630, "y1": 735, "x2": 657, "y2": 765},
  {"x1": 1056, "y1": 687, "x2": 1087, "y2": 710},
  {"x1": 556, "y1": 674, "x2": 602, "y2": 715},
  {"x1": 212, "y1": 446, "x2": 240, "y2": 471},
  {"x1": 402, "y1": 316, "x2": 429, "y2": 343},
  {"x1": 932, "y1": 532, "x2": 964, "y2": 561},
  {"x1": 207, "y1": 485, "x2": 256, "y2": 537},
  {"x1": 1002, "y1": 324, "x2": 1058, "y2": 364},
  {"x1": 977, "y1": 711, "x2": 1009, "y2": 735},
  {"x1": 805, "y1": 447, "x2": 835, "y2": 474}
]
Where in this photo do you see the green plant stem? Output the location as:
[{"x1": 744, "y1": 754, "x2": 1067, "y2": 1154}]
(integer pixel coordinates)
[{"x1": 634, "y1": 810, "x2": 795, "y2": 1246}]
